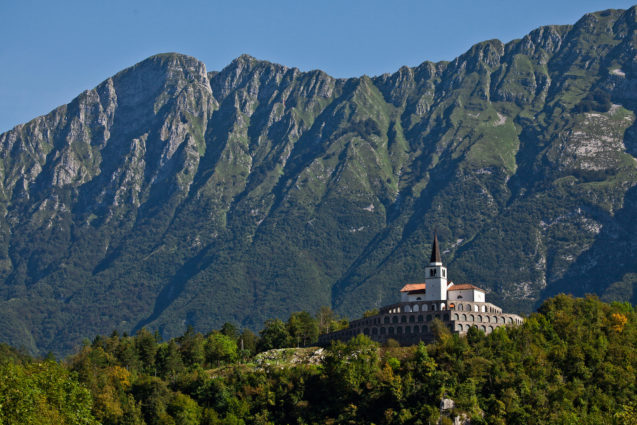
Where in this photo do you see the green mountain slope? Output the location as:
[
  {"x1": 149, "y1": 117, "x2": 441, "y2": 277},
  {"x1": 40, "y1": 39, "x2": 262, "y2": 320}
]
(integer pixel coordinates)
[{"x1": 1, "y1": 7, "x2": 637, "y2": 354}]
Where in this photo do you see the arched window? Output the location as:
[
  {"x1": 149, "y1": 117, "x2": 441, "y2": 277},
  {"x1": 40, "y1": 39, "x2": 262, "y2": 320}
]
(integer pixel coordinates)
[
  {"x1": 453, "y1": 314, "x2": 459, "y2": 321},
  {"x1": 401, "y1": 316, "x2": 407, "y2": 323},
  {"x1": 432, "y1": 304, "x2": 437, "y2": 311},
  {"x1": 422, "y1": 304, "x2": 428, "y2": 311},
  {"x1": 409, "y1": 315, "x2": 415, "y2": 323},
  {"x1": 392, "y1": 316, "x2": 398, "y2": 324},
  {"x1": 485, "y1": 316, "x2": 490, "y2": 323},
  {"x1": 465, "y1": 304, "x2": 471, "y2": 311},
  {"x1": 474, "y1": 305, "x2": 479, "y2": 312},
  {"x1": 441, "y1": 303, "x2": 446, "y2": 310},
  {"x1": 384, "y1": 317, "x2": 390, "y2": 324},
  {"x1": 470, "y1": 314, "x2": 475, "y2": 322},
  {"x1": 478, "y1": 315, "x2": 483, "y2": 322},
  {"x1": 459, "y1": 304, "x2": 464, "y2": 311},
  {"x1": 480, "y1": 325, "x2": 486, "y2": 332},
  {"x1": 427, "y1": 314, "x2": 433, "y2": 322},
  {"x1": 388, "y1": 327, "x2": 395, "y2": 335},
  {"x1": 405, "y1": 305, "x2": 412, "y2": 313},
  {"x1": 397, "y1": 327, "x2": 402, "y2": 334},
  {"x1": 380, "y1": 327, "x2": 386, "y2": 335},
  {"x1": 372, "y1": 328, "x2": 378, "y2": 335},
  {"x1": 413, "y1": 325, "x2": 419, "y2": 333},
  {"x1": 413, "y1": 305, "x2": 420, "y2": 312},
  {"x1": 418, "y1": 315, "x2": 424, "y2": 322},
  {"x1": 456, "y1": 324, "x2": 463, "y2": 331}
]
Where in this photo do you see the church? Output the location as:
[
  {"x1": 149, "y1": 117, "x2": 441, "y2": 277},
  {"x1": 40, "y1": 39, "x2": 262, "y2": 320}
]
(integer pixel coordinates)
[{"x1": 319, "y1": 235, "x2": 523, "y2": 346}]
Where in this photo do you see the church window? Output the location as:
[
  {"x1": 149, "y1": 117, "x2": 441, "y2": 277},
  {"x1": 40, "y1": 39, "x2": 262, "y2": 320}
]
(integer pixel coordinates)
[
  {"x1": 470, "y1": 314, "x2": 475, "y2": 322},
  {"x1": 442, "y1": 269, "x2": 446, "y2": 277},
  {"x1": 430, "y1": 268, "x2": 437, "y2": 277}
]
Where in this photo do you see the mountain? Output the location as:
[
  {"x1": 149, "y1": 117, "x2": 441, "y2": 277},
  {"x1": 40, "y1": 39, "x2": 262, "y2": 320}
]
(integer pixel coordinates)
[{"x1": 1, "y1": 7, "x2": 637, "y2": 355}]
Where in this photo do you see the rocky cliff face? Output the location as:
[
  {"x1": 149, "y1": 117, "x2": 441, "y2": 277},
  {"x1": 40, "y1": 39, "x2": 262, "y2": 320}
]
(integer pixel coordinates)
[{"x1": 1, "y1": 8, "x2": 636, "y2": 354}]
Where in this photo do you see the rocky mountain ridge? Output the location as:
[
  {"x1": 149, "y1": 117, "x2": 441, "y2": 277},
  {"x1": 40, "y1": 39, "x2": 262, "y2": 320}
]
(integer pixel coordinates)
[{"x1": 1, "y1": 7, "x2": 636, "y2": 354}]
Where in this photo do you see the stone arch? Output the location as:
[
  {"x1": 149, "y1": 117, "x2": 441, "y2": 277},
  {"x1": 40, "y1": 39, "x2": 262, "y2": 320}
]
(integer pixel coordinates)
[
  {"x1": 488, "y1": 326, "x2": 493, "y2": 333},
  {"x1": 459, "y1": 304, "x2": 464, "y2": 311},
  {"x1": 500, "y1": 317, "x2": 505, "y2": 324},
  {"x1": 480, "y1": 325, "x2": 486, "y2": 332},
  {"x1": 507, "y1": 317, "x2": 513, "y2": 324},
  {"x1": 456, "y1": 324, "x2": 463, "y2": 331},
  {"x1": 492, "y1": 316, "x2": 498, "y2": 323},
  {"x1": 453, "y1": 313, "x2": 459, "y2": 321},
  {"x1": 470, "y1": 314, "x2": 475, "y2": 322},
  {"x1": 478, "y1": 315, "x2": 483, "y2": 322},
  {"x1": 485, "y1": 316, "x2": 490, "y2": 323},
  {"x1": 443, "y1": 314, "x2": 450, "y2": 321},
  {"x1": 474, "y1": 305, "x2": 479, "y2": 312},
  {"x1": 481, "y1": 305, "x2": 486, "y2": 312},
  {"x1": 462, "y1": 314, "x2": 467, "y2": 321},
  {"x1": 465, "y1": 304, "x2": 471, "y2": 311}
]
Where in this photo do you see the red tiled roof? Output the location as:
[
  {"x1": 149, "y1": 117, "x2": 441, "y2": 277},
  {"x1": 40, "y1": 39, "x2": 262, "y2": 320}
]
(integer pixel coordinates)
[
  {"x1": 400, "y1": 283, "x2": 426, "y2": 292},
  {"x1": 448, "y1": 283, "x2": 485, "y2": 292}
]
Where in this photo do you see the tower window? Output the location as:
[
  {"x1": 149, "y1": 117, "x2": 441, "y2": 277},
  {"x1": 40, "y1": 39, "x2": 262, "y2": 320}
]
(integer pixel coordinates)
[
  {"x1": 430, "y1": 269, "x2": 437, "y2": 277},
  {"x1": 442, "y1": 269, "x2": 446, "y2": 277}
]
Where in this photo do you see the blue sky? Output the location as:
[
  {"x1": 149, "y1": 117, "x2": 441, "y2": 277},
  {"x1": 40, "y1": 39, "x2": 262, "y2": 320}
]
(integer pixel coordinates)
[{"x1": 1, "y1": 0, "x2": 635, "y2": 133}]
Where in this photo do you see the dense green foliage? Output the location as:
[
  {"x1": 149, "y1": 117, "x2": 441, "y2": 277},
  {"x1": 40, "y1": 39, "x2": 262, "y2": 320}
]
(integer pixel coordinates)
[
  {"x1": 1, "y1": 7, "x2": 637, "y2": 355},
  {"x1": 2, "y1": 295, "x2": 635, "y2": 424}
]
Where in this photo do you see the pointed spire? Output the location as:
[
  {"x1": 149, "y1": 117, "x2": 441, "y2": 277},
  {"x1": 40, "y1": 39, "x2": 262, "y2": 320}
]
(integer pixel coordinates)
[{"x1": 430, "y1": 233, "x2": 442, "y2": 263}]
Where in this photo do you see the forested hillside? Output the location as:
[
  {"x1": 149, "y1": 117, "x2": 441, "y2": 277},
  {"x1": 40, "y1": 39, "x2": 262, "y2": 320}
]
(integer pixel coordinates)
[
  {"x1": 0, "y1": 296, "x2": 635, "y2": 424},
  {"x1": 1, "y1": 7, "x2": 637, "y2": 354}
]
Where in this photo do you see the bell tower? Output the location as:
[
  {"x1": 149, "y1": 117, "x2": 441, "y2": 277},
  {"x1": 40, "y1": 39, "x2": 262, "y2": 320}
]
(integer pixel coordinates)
[{"x1": 424, "y1": 234, "x2": 448, "y2": 300}]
